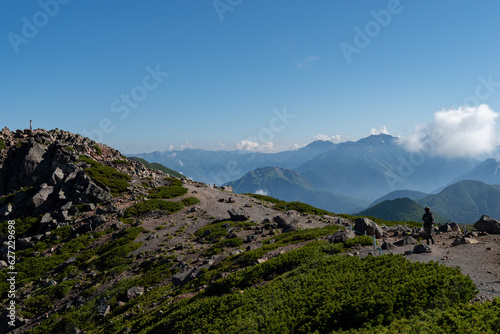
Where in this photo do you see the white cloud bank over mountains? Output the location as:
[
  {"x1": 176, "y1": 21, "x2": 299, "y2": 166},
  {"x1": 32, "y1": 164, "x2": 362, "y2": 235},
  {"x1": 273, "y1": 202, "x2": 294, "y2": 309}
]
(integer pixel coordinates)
[
  {"x1": 228, "y1": 105, "x2": 500, "y2": 157},
  {"x1": 399, "y1": 104, "x2": 500, "y2": 158}
]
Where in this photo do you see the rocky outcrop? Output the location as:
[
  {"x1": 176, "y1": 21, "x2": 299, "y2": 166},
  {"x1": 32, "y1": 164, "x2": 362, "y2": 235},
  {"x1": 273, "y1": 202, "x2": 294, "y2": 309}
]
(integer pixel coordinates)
[
  {"x1": 127, "y1": 286, "x2": 145, "y2": 300},
  {"x1": 413, "y1": 244, "x2": 432, "y2": 253},
  {"x1": 474, "y1": 215, "x2": 500, "y2": 234},
  {"x1": 273, "y1": 211, "x2": 300, "y2": 232},
  {"x1": 353, "y1": 218, "x2": 383, "y2": 239},
  {"x1": 227, "y1": 208, "x2": 250, "y2": 222},
  {"x1": 327, "y1": 230, "x2": 356, "y2": 244}
]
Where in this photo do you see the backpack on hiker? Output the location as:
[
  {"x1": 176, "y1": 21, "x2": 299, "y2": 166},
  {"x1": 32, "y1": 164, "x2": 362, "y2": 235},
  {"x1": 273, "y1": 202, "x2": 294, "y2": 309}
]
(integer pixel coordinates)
[{"x1": 423, "y1": 212, "x2": 434, "y2": 227}]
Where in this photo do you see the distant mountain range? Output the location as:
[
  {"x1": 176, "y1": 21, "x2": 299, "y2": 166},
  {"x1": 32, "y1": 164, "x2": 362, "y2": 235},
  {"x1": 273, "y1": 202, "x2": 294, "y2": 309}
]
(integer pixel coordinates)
[
  {"x1": 227, "y1": 166, "x2": 369, "y2": 214},
  {"x1": 356, "y1": 197, "x2": 449, "y2": 224},
  {"x1": 132, "y1": 134, "x2": 500, "y2": 218},
  {"x1": 130, "y1": 139, "x2": 337, "y2": 185},
  {"x1": 359, "y1": 180, "x2": 500, "y2": 223}
]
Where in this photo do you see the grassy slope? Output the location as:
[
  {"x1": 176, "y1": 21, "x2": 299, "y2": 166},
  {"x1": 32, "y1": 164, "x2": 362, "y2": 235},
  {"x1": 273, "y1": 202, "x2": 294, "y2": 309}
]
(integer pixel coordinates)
[{"x1": 129, "y1": 157, "x2": 186, "y2": 179}]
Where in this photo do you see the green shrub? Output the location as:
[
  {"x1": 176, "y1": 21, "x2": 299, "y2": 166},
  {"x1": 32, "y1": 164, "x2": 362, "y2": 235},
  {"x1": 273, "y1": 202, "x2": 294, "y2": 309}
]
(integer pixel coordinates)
[
  {"x1": 344, "y1": 235, "x2": 374, "y2": 248},
  {"x1": 93, "y1": 144, "x2": 102, "y2": 155},
  {"x1": 203, "y1": 237, "x2": 244, "y2": 256},
  {"x1": 54, "y1": 280, "x2": 76, "y2": 298},
  {"x1": 181, "y1": 196, "x2": 200, "y2": 206},
  {"x1": 23, "y1": 295, "x2": 52, "y2": 317},
  {"x1": 164, "y1": 177, "x2": 183, "y2": 187},
  {"x1": 195, "y1": 220, "x2": 256, "y2": 243},
  {"x1": 51, "y1": 225, "x2": 72, "y2": 239},
  {"x1": 124, "y1": 199, "x2": 184, "y2": 218},
  {"x1": 150, "y1": 253, "x2": 476, "y2": 333},
  {"x1": 0, "y1": 138, "x2": 5, "y2": 150},
  {"x1": 113, "y1": 159, "x2": 131, "y2": 166},
  {"x1": 148, "y1": 186, "x2": 188, "y2": 199},
  {"x1": 78, "y1": 155, "x2": 130, "y2": 196}
]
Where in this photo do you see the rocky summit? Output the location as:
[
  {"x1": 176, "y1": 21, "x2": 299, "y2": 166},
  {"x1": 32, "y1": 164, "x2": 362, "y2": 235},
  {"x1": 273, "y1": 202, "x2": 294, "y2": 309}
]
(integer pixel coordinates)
[{"x1": 1, "y1": 128, "x2": 500, "y2": 334}]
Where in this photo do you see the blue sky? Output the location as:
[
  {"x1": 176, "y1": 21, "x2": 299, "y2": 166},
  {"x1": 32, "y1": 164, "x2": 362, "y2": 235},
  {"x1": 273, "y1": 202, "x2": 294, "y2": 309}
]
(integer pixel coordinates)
[{"x1": 1, "y1": 1, "x2": 500, "y2": 155}]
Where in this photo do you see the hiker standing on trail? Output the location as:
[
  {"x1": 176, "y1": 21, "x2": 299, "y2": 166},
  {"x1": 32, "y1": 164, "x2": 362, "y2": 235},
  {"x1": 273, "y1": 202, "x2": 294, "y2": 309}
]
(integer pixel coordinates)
[{"x1": 422, "y1": 207, "x2": 435, "y2": 245}]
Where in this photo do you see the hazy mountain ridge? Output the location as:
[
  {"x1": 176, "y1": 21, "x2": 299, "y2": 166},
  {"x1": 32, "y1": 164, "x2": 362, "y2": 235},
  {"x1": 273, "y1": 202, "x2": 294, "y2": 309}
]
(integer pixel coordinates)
[
  {"x1": 359, "y1": 180, "x2": 500, "y2": 224},
  {"x1": 356, "y1": 197, "x2": 449, "y2": 224},
  {"x1": 226, "y1": 166, "x2": 369, "y2": 214},
  {"x1": 417, "y1": 180, "x2": 500, "y2": 223},
  {"x1": 133, "y1": 134, "x2": 483, "y2": 204},
  {"x1": 368, "y1": 190, "x2": 428, "y2": 208},
  {"x1": 130, "y1": 140, "x2": 338, "y2": 185}
]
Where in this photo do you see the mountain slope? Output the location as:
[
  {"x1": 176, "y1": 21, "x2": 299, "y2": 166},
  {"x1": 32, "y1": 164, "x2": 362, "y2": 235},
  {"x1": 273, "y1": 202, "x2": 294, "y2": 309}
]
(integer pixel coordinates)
[
  {"x1": 368, "y1": 189, "x2": 428, "y2": 208},
  {"x1": 129, "y1": 156, "x2": 185, "y2": 179},
  {"x1": 417, "y1": 180, "x2": 500, "y2": 223},
  {"x1": 451, "y1": 158, "x2": 500, "y2": 185},
  {"x1": 357, "y1": 197, "x2": 449, "y2": 223},
  {"x1": 226, "y1": 166, "x2": 369, "y2": 214},
  {"x1": 296, "y1": 134, "x2": 479, "y2": 201}
]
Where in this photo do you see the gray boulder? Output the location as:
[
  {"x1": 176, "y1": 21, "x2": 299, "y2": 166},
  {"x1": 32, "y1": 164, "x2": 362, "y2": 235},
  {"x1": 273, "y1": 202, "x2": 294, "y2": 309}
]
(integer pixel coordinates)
[
  {"x1": 393, "y1": 236, "x2": 417, "y2": 246},
  {"x1": 327, "y1": 230, "x2": 356, "y2": 244},
  {"x1": 381, "y1": 241, "x2": 397, "y2": 250},
  {"x1": 353, "y1": 218, "x2": 383, "y2": 239},
  {"x1": 127, "y1": 286, "x2": 144, "y2": 300},
  {"x1": 413, "y1": 244, "x2": 432, "y2": 253},
  {"x1": 438, "y1": 224, "x2": 453, "y2": 233},
  {"x1": 29, "y1": 184, "x2": 55, "y2": 209},
  {"x1": 97, "y1": 303, "x2": 110, "y2": 317},
  {"x1": 474, "y1": 215, "x2": 500, "y2": 234},
  {"x1": 227, "y1": 208, "x2": 250, "y2": 222},
  {"x1": 273, "y1": 211, "x2": 300, "y2": 232}
]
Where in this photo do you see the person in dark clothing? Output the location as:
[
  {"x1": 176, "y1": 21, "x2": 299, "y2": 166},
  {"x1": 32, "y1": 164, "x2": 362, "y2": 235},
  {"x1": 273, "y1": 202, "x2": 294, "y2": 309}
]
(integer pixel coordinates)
[{"x1": 422, "y1": 207, "x2": 435, "y2": 245}]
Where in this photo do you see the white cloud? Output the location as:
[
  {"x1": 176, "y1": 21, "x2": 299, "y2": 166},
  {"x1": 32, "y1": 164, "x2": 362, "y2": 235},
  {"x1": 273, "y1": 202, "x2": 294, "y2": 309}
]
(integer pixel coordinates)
[
  {"x1": 398, "y1": 104, "x2": 500, "y2": 158},
  {"x1": 236, "y1": 139, "x2": 276, "y2": 153},
  {"x1": 255, "y1": 189, "x2": 270, "y2": 196},
  {"x1": 297, "y1": 56, "x2": 319, "y2": 70},
  {"x1": 369, "y1": 126, "x2": 390, "y2": 136},
  {"x1": 217, "y1": 142, "x2": 228, "y2": 150},
  {"x1": 180, "y1": 141, "x2": 192, "y2": 150},
  {"x1": 312, "y1": 134, "x2": 343, "y2": 143}
]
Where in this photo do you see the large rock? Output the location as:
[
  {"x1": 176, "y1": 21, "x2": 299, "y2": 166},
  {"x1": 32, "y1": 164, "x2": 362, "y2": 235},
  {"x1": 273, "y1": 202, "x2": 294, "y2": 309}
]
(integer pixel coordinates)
[
  {"x1": 381, "y1": 241, "x2": 397, "y2": 250},
  {"x1": 19, "y1": 143, "x2": 49, "y2": 185},
  {"x1": 451, "y1": 237, "x2": 479, "y2": 246},
  {"x1": 327, "y1": 230, "x2": 356, "y2": 244},
  {"x1": 353, "y1": 218, "x2": 383, "y2": 239},
  {"x1": 393, "y1": 236, "x2": 417, "y2": 246},
  {"x1": 413, "y1": 244, "x2": 432, "y2": 253},
  {"x1": 127, "y1": 286, "x2": 144, "y2": 300},
  {"x1": 474, "y1": 215, "x2": 500, "y2": 234},
  {"x1": 97, "y1": 303, "x2": 110, "y2": 317},
  {"x1": 29, "y1": 184, "x2": 55, "y2": 209},
  {"x1": 227, "y1": 208, "x2": 250, "y2": 222},
  {"x1": 438, "y1": 224, "x2": 453, "y2": 233},
  {"x1": 273, "y1": 211, "x2": 300, "y2": 232}
]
